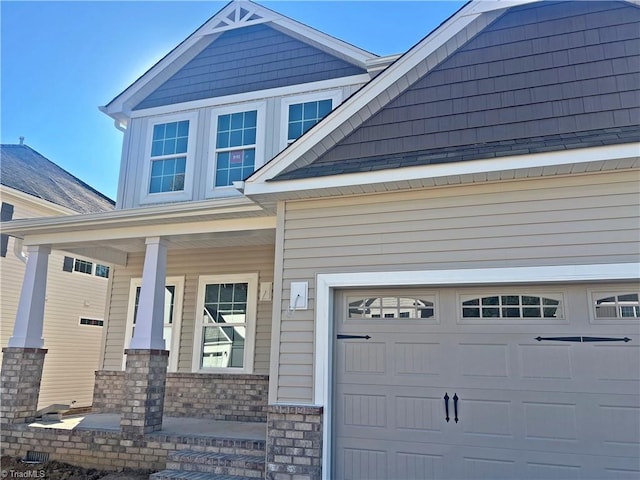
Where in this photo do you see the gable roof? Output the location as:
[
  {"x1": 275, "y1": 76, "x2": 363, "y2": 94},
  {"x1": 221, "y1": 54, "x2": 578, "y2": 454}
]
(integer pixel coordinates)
[
  {"x1": 245, "y1": 0, "x2": 639, "y2": 190},
  {"x1": 101, "y1": 0, "x2": 377, "y2": 122},
  {"x1": 0, "y1": 144, "x2": 115, "y2": 214}
]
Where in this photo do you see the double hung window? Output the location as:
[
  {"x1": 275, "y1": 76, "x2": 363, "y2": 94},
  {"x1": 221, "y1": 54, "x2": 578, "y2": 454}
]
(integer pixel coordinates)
[
  {"x1": 193, "y1": 274, "x2": 257, "y2": 373},
  {"x1": 149, "y1": 120, "x2": 189, "y2": 193},
  {"x1": 142, "y1": 112, "x2": 196, "y2": 204},
  {"x1": 208, "y1": 103, "x2": 265, "y2": 196}
]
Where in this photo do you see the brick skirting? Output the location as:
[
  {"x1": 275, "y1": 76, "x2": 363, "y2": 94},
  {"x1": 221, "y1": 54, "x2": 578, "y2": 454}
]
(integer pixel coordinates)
[
  {"x1": 0, "y1": 422, "x2": 265, "y2": 472},
  {"x1": 93, "y1": 371, "x2": 269, "y2": 422},
  {"x1": 266, "y1": 405, "x2": 323, "y2": 480}
]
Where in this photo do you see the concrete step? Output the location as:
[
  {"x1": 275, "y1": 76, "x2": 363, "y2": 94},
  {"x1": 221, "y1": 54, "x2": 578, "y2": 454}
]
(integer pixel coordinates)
[{"x1": 150, "y1": 470, "x2": 259, "y2": 480}]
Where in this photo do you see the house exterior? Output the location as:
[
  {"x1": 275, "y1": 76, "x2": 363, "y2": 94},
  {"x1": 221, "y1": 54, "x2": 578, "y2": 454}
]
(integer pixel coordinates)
[
  {"x1": 1, "y1": 1, "x2": 639, "y2": 479},
  {"x1": 0, "y1": 143, "x2": 115, "y2": 409}
]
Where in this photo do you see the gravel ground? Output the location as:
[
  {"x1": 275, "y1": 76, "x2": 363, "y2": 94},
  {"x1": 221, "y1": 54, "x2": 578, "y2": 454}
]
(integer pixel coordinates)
[{"x1": 0, "y1": 456, "x2": 153, "y2": 480}]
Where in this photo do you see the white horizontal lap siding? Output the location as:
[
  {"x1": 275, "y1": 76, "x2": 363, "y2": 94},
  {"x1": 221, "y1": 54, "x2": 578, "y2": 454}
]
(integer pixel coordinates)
[
  {"x1": 276, "y1": 170, "x2": 640, "y2": 404},
  {"x1": 0, "y1": 197, "x2": 110, "y2": 409},
  {"x1": 102, "y1": 244, "x2": 275, "y2": 374}
]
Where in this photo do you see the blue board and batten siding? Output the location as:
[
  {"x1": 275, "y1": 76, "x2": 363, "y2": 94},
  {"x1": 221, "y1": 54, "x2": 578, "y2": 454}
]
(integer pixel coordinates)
[
  {"x1": 134, "y1": 24, "x2": 367, "y2": 110},
  {"x1": 277, "y1": 1, "x2": 640, "y2": 180}
]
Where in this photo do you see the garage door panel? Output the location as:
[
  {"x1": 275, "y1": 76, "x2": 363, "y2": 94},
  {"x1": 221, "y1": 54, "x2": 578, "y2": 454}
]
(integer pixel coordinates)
[
  {"x1": 333, "y1": 286, "x2": 640, "y2": 479},
  {"x1": 336, "y1": 438, "x2": 452, "y2": 480}
]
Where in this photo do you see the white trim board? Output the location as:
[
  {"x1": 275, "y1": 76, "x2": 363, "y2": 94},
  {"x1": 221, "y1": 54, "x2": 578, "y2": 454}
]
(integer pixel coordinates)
[
  {"x1": 313, "y1": 262, "x2": 640, "y2": 480},
  {"x1": 244, "y1": 143, "x2": 640, "y2": 196}
]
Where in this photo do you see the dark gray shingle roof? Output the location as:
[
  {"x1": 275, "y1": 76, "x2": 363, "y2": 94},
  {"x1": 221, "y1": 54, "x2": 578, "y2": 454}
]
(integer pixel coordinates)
[
  {"x1": 0, "y1": 144, "x2": 115, "y2": 214},
  {"x1": 275, "y1": 1, "x2": 640, "y2": 181}
]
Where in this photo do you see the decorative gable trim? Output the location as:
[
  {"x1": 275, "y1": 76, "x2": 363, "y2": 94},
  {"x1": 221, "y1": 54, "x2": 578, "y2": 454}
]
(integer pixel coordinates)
[
  {"x1": 101, "y1": 0, "x2": 377, "y2": 122},
  {"x1": 199, "y1": 1, "x2": 275, "y2": 34}
]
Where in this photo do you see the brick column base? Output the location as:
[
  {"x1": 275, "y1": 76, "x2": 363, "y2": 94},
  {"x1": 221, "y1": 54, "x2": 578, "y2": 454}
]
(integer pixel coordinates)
[
  {"x1": 266, "y1": 405, "x2": 323, "y2": 480},
  {"x1": 1, "y1": 347, "x2": 47, "y2": 424},
  {"x1": 120, "y1": 349, "x2": 168, "y2": 436}
]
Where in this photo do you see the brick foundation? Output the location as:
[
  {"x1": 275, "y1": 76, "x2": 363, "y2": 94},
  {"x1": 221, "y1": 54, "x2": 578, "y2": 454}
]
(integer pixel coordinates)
[
  {"x1": 120, "y1": 349, "x2": 169, "y2": 436},
  {"x1": 1, "y1": 348, "x2": 47, "y2": 424},
  {"x1": 94, "y1": 371, "x2": 269, "y2": 422},
  {"x1": 266, "y1": 405, "x2": 323, "y2": 480},
  {"x1": 0, "y1": 422, "x2": 265, "y2": 472}
]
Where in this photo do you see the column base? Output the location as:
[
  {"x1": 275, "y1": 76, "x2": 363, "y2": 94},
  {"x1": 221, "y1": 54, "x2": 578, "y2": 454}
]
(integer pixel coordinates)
[
  {"x1": 120, "y1": 349, "x2": 169, "y2": 436},
  {"x1": 1, "y1": 347, "x2": 47, "y2": 424}
]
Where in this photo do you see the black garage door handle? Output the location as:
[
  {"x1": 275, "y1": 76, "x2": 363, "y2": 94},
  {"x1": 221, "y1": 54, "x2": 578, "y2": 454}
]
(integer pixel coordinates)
[
  {"x1": 444, "y1": 393, "x2": 450, "y2": 423},
  {"x1": 336, "y1": 334, "x2": 371, "y2": 339},
  {"x1": 535, "y1": 336, "x2": 631, "y2": 343}
]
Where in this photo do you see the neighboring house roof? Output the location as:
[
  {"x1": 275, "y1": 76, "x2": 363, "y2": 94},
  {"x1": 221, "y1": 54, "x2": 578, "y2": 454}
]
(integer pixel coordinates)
[
  {"x1": 102, "y1": 0, "x2": 377, "y2": 121},
  {"x1": 0, "y1": 144, "x2": 115, "y2": 214},
  {"x1": 247, "y1": 0, "x2": 639, "y2": 185}
]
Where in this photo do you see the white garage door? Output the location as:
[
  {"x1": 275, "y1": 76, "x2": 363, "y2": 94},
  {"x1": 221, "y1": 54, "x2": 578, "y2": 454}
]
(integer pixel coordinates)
[{"x1": 333, "y1": 285, "x2": 640, "y2": 480}]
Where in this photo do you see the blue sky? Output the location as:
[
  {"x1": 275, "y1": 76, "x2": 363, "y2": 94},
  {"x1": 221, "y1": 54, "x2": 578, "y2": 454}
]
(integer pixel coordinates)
[{"x1": 1, "y1": 1, "x2": 465, "y2": 201}]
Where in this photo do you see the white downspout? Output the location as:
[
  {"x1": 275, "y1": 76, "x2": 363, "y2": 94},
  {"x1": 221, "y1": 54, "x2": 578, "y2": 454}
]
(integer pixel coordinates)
[{"x1": 13, "y1": 237, "x2": 27, "y2": 264}]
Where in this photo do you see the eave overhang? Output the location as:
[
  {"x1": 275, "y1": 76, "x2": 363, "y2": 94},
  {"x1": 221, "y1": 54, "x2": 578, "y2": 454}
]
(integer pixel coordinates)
[
  {"x1": 243, "y1": 143, "x2": 640, "y2": 210},
  {"x1": 2, "y1": 197, "x2": 276, "y2": 265}
]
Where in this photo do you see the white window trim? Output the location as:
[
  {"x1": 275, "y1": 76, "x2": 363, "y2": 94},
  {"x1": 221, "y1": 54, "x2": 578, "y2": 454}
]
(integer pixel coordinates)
[
  {"x1": 278, "y1": 89, "x2": 342, "y2": 151},
  {"x1": 192, "y1": 273, "x2": 258, "y2": 374},
  {"x1": 312, "y1": 263, "x2": 640, "y2": 480},
  {"x1": 123, "y1": 276, "x2": 185, "y2": 372},
  {"x1": 206, "y1": 102, "x2": 266, "y2": 199},
  {"x1": 588, "y1": 288, "x2": 640, "y2": 324},
  {"x1": 139, "y1": 112, "x2": 198, "y2": 205}
]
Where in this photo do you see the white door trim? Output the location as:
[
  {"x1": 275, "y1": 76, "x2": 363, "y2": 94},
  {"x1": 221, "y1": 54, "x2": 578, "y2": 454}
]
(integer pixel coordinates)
[{"x1": 314, "y1": 262, "x2": 640, "y2": 480}]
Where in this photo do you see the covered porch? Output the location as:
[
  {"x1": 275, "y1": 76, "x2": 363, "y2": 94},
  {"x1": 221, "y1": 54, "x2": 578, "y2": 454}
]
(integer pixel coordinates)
[{"x1": 1, "y1": 197, "x2": 276, "y2": 435}]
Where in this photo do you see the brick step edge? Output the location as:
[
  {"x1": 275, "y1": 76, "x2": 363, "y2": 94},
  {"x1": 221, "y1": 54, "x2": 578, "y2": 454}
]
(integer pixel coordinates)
[
  {"x1": 150, "y1": 470, "x2": 260, "y2": 480},
  {"x1": 168, "y1": 450, "x2": 265, "y2": 467}
]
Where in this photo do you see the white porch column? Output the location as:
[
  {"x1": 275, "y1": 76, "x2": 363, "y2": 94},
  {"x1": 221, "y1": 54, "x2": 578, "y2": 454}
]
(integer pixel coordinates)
[
  {"x1": 128, "y1": 236, "x2": 167, "y2": 350},
  {"x1": 8, "y1": 245, "x2": 51, "y2": 348}
]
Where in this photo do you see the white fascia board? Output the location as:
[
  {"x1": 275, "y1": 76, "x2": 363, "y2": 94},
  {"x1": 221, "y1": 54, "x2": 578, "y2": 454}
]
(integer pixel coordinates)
[
  {"x1": 1, "y1": 197, "x2": 264, "y2": 237},
  {"x1": 270, "y1": 15, "x2": 376, "y2": 68},
  {"x1": 246, "y1": 1, "x2": 485, "y2": 184},
  {"x1": 244, "y1": 143, "x2": 640, "y2": 197},
  {"x1": 20, "y1": 216, "x2": 276, "y2": 247},
  {"x1": 462, "y1": 0, "x2": 540, "y2": 16},
  {"x1": 129, "y1": 74, "x2": 371, "y2": 119}
]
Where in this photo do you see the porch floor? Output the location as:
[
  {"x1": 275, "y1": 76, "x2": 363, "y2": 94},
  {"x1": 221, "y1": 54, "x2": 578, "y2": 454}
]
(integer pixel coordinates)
[{"x1": 28, "y1": 413, "x2": 266, "y2": 440}]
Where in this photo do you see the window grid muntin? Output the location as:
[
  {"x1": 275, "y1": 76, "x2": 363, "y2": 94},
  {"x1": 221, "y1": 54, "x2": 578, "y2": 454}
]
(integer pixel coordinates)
[
  {"x1": 462, "y1": 294, "x2": 563, "y2": 319},
  {"x1": 348, "y1": 296, "x2": 435, "y2": 319},
  {"x1": 74, "y1": 259, "x2": 93, "y2": 275},
  {"x1": 149, "y1": 157, "x2": 186, "y2": 193},
  {"x1": 215, "y1": 110, "x2": 257, "y2": 187},
  {"x1": 594, "y1": 292, "x2": 640, "y2": 318},
  {"x1": 287, "y1": 99, "x2": 332, "y2": 143}
]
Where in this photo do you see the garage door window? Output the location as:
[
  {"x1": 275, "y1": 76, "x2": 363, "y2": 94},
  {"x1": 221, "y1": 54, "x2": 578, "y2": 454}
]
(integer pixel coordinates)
[
  {"x1": 461, "y1": 294, "x2": 563, "y2": 319},
  {"x1": 593, "y1": 292, "x2": 640, "y2": 319},
  {"x1": 348, "y1": 296, "x2": 435, "y2": 319}
]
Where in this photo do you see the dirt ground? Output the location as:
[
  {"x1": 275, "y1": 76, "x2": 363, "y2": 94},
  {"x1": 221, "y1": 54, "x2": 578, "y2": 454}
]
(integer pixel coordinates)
[{"x1": 0, "y1": 456, "x2": 153, "y2": 480}]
